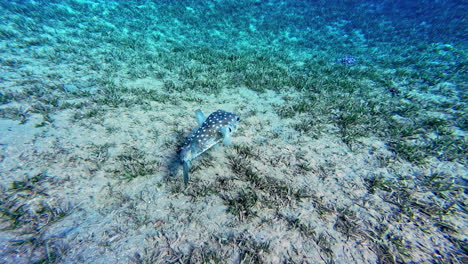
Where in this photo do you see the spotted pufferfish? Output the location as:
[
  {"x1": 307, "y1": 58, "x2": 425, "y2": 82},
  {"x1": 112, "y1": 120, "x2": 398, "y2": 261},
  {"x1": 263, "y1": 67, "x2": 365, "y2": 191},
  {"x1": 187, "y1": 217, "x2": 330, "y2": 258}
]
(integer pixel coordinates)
[{"x1": 180, "y1": 109, "x2": 240, "y2": 185}]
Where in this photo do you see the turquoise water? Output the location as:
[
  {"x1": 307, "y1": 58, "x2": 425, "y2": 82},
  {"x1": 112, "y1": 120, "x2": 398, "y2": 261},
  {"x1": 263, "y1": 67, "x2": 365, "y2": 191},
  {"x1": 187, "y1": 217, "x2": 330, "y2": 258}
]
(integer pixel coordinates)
[{"x1": 0, "y1": 1, "x2": 466, "y2": 263}]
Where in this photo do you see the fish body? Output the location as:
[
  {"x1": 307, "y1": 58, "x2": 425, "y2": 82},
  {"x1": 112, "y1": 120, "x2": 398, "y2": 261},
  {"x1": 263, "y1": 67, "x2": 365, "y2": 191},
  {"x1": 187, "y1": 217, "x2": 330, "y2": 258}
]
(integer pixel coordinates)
[{"x1": 180, "y1": 109, "x2": 240, "y2": 184}]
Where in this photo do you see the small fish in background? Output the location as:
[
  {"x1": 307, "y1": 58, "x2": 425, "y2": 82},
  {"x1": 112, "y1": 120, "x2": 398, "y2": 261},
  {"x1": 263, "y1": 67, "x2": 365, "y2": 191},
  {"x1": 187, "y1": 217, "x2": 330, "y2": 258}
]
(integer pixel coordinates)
[
  {"x1": 180, "y1": 109, "x2": 240, "y2": 185},
  {"x1": 337, "y1": 55, "x2": 357, "y2": 66}
]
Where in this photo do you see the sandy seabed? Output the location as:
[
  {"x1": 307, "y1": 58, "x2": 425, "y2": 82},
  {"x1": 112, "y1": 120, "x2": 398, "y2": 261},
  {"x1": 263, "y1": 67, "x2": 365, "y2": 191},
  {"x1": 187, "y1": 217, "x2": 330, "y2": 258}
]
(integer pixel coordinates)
[{"x1": 1, "y1": 79, "x2": 466, "y2": 263}]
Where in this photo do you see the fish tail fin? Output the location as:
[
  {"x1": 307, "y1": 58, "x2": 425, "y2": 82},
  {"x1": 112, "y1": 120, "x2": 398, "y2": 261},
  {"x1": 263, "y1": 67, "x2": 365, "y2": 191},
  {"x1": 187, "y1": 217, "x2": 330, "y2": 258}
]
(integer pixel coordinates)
[{"x1": 183, "y1": 161, "x2": 191, "y2": 185}]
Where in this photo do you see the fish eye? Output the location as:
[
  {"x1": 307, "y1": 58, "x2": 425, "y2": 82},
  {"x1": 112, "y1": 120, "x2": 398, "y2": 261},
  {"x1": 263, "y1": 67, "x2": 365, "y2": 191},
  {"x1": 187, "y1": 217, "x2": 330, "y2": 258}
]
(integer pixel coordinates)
[{"x1": 236, "y1": 117, "x2": 240, "y2": 121}]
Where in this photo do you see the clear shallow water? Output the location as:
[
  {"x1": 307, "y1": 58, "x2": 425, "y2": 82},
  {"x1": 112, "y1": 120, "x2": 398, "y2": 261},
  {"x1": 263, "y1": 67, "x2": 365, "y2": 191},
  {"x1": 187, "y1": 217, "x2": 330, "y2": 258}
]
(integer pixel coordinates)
[{"x1": 0, "y1": 0, "x2": 466, "y2": 263}]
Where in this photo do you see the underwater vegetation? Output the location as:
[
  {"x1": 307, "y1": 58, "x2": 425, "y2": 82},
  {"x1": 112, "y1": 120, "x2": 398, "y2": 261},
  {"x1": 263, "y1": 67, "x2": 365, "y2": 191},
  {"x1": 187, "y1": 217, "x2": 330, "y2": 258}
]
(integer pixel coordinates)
[
  {"x1": 0, "y1": 173, "x2": 73, "y2": 263},
  {"x1": 0, "y1": 0, "x2": 466, "y2": 263}
]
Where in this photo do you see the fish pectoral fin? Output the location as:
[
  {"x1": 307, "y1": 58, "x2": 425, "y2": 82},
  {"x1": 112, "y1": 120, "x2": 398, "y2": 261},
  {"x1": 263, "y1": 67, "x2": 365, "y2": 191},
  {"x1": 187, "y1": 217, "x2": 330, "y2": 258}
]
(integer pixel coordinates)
[
  {"x1": 220, "y1": 126, "x2": 229, "y2": 136},
  {"x1": 195, "y1": 109, "x2": 206, "y2": 126},
  {"x1": 223, "y1": 136, "x2": 232, "y2": 146},
  {"x1": 183, "y1": 161, "x2": 191, "y2": 185},
  {"x1": 220, "y1": 127, "x2": 232, "y2": 145}
]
